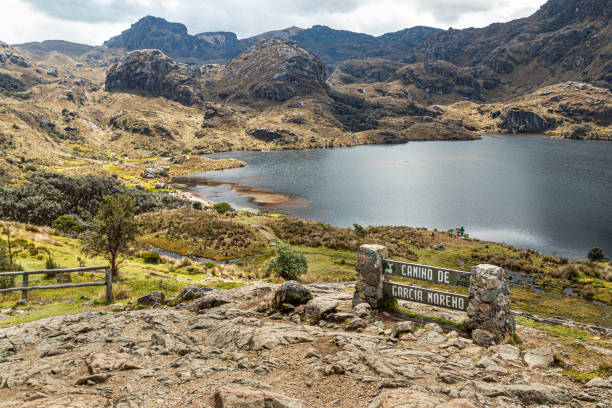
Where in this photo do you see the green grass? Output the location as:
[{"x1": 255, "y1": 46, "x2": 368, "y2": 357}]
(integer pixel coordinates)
[
  {"x1": 296, "y1": 246, "x2": 357, "y2": 283},
  {"x1": 563, "y1": 364, "x2": 612, "y2": 382}
]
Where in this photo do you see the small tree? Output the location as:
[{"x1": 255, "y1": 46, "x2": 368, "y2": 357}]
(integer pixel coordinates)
[
  {"x1": 353, "y1": 223, "x2": 366, "y2": 237},
  {"x1": 83, "y1": 195, "x2": 139, "y2": 280},
  {"x1": 587, "y1": 247, "x2": 605, "y2": 262},
  {"x1": 213, "y1": 202, "x2": 235, "y2": 214},
  {"x1": 266, "y1": 242, "x2": 308, "y2": 280},
  {"x1": 0, "y1": 242, "x2": 21, "y2": 289},
  {"x1": 52, "y1": 215, "x2": 85, "y2": 233}
]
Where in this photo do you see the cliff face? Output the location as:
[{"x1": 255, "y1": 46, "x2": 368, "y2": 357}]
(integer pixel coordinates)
[
  {"x1": 104, "y1": 49, "x2": 203, "y2": 105},
  {"x1": 103, "y1": 16, "x2": 224, "y2": 63}
]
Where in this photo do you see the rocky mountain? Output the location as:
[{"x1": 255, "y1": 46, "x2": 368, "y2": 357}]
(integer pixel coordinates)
[
  {"x1": 0, "y1": 41, "x2": 31, "y2": 68},
  {"x1": 105, "y1": 49, "x2": 203, "y2": 105},
  {"x1": 218, "y1": 38, "x2": 325, "y2": 103},
  {"x1": 99, "y1": 16, "x2": 442, "y2": 71},
  {"x1": 14, "y1": 40, "x2": 94, "y2": 59},
  {"x1": 95, "y1": 0, "x2": 609, "y2": 93},
  {"x1": 103, "y1": 16, "x2": 226, "y2": 64}
]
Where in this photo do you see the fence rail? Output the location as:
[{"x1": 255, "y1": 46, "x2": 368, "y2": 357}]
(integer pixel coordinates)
[{"x1": 0, "y1": 266, "x2": 113, "y2": 302}]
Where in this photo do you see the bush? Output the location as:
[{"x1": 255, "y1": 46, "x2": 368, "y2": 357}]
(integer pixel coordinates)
[
  {"x1": 582, "y1": 284, "x2": 595, "y2": 300},
  {"x1": 562, "y1": 265, "x2": 580, "y2": 281},
  {"x1": 587, "y1": 247, "x2": 605, "y2": 262},
  {"x1": 192, "y1": 201, "x2": 203, "y2": 210},
  {"x1": 44, "y1": 257, "x2": 60, "y2": 277},
  {"x1": 0, "y1": 172, "x2": 189, "y2": 226},
  {"x1": 141, "y1": 251, "x2": 161, "y2": 264},
  {"x1": 213, "y1": 202, "x2": 235, "y2": 214},
  {"x1": 0, "y1": 243, "x2": 20, "y2": 288},
  {"x1": 266, "y1": 242, "x2": 308, "y2": 280},
  {"x1": 353, "y1": 223, "x2": 366, "y2": 237},
  {"x1": 52, "y1": 215, "x2": 85, "y2": 233}
]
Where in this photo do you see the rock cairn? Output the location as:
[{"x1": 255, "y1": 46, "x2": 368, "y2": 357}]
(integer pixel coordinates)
[
  {"x1": 352, "y1": 244, "x2": 387, "y2": 308},
  {"x1": 466, "y1": 264, "x2": 515, "y2": 345}
]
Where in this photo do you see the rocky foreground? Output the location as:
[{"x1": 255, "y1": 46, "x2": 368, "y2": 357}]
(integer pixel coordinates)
[{"x1": 1, "y1": 282, "x2": 611, "y2": 408}]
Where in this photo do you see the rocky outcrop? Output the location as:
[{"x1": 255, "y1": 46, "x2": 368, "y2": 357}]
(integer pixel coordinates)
[
  {"x1": 394, "y1": 61, "x2": 484, "y2": 98},
  {"x1": 103, "y1": 16, "x2": 227, "y2": 62},
  {"x1": 220, "y1": 38, "x2": 325, "y2": 102},
  {"x1": 0, "y1": 282, "x2": 609, "y2": 407},
  {"x1": 0, "y1": 42, "x2": 30, "y2": 67},
  {"x1": 141, "y1": 166, "x2": 170, "y2": 179},
  {"x1": 500, "y1": 108, "x2": 557, "y2": 133},
  {"x1": 105, "y1": 49, "x2": 202, "y2": 105}
]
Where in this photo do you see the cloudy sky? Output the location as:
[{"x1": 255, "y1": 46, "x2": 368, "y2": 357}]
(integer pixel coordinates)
[{"x1": 1, "y1": 0, "x2": 547, "y2": 45}]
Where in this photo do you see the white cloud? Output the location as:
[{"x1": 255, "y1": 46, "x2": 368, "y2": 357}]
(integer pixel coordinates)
[{"x1": 1, "y1": 0, "x2": 546, "y2": 45}]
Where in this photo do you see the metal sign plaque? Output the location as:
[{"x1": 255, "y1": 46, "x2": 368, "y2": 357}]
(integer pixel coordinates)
[
  {"x1": 383, "y1": 259, "x2": 471, "y2": 288},
  {"x1": 383, "y1": 281, "x2": 469, "y2": 312}
]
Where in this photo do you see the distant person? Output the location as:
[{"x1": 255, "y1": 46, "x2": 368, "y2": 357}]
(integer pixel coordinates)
[{"x1": 460, "y1": 226, "x2": 465, "y2": 237}]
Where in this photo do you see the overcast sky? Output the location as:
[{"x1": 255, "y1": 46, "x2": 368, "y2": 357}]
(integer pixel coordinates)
[{"x1": 1, "y1": 0, "x2": 547, "y2": 45}]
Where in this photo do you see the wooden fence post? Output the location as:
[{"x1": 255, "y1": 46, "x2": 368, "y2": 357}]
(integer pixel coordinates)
[
  {"x1": 105, "y1": 267, "x2": 113, "y2": 303},
  {"x1": 21, "y1": 273, "x2": 28, "y2": 301}
]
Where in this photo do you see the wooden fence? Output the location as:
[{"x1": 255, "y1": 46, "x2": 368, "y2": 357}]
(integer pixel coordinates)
[{"x1": 0, "y1": 266, "x2": 113, "y2": 303}]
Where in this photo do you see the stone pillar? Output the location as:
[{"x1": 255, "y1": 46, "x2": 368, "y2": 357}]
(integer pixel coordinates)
[
  {"x1": 352, "y1": 244, "x2": 387, "y2": 308},
  {"x1": 466, "y1": 264, "x2": 515, "y2": 345}
]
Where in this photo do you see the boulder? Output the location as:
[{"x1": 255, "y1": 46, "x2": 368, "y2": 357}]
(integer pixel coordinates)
[
  {"x1": 274, "y1": 281, "x2": 312, "y2": 307},
  {"x1": 141, "y1": 166, "x2": 170, "y2": 178},
  {"x1": 523, "y1": 347, "x2": 554, "y2": 368},
  {"x1": 137, "y1": 291, "x2": 164, "y2": 306},
  {"x1": 471, "y1": 329, "x2": 496, "y2": 347},
  {"x1": 585, "y1": 377, "x2": 612, "y2": 388},
  {"x1": 344, "y1": 318, "x2": 367, "y2": 331},
  {"x1": 213, "y1": 385, "x2": 306, "y2": 408},
  {"x1": 390, "y1": 321, "x2": 415, "y2": 338},
  {"x1": 303, "y1": 298, "x2": 338, "y2": 320},
  {"x1": 488, "y1": 344, "x2": 520, "y2": 361},
  {"x1": 504, "y1": 384, "x2": 570, "y2": 405},
  {"x1": 352, "y1": 302, "x2": 372, "y2": 318},
  {"x1": 417, "y1": 330, "x2": 446, "y2": 345},
  {"x1": 180, "y1": 285, "x2": 215, "y2": 301}
]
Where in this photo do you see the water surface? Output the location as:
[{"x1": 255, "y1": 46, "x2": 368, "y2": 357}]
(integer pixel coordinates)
[{"x1": 179, "y1": 136, "x2": 612, "y2": 259}]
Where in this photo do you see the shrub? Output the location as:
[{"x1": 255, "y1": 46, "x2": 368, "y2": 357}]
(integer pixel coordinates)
[
  {"x1": 562, "y1": 124, "x2": 592, "y2": 140},
  {"x1": 141, "y1": 251, "x2": 161, "y2": 264},
  {"x1": 562, "y1": 265, "x2": 580, "y2": 281},
  {"x1": 213, "y1": 202, "x2": 235, "y2": 214},
  {"x1": 45, "y1": 256, "x2": 59, "y2": 270},
  {"x1": 0, "y1": 243, "x2": 20, "y2": 288},
  {"x1": 0, "y1": 172, "x2": 189, "y2": 226},
  {"x1": 266, "y1": 242, "x2": 308, "y2": 280},
  {"x1": 192, "y1": 201, "x2": 203, "y2": 210},
  {"x1": 52, "y1": 215, "x2": 85, "y2": 233},
  {"x1": 582, "y1": 284, "x2": 595, "y2": 300},
  {"x1": 353, "y1": 223, "x2": 366, "y2": 237},
  {"x1": 587, "y1": 247, "x2": 605, "y2": 262}
]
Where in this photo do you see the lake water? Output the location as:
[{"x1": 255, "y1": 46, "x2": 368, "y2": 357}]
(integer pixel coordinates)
[{"x1": 179, "y1": 136, "x2": 612, "y2": 259}]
